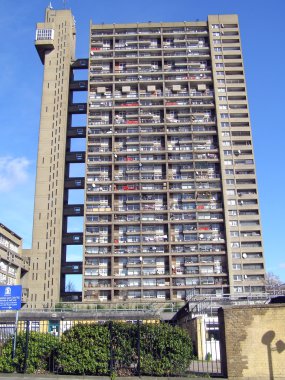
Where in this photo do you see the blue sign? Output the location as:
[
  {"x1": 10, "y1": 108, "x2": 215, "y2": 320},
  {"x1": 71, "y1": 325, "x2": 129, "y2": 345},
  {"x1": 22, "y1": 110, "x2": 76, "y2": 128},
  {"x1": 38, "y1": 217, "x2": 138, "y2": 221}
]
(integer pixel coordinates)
[{"x1": 0, "y1": 285, "x2": 22, "y2": 310}]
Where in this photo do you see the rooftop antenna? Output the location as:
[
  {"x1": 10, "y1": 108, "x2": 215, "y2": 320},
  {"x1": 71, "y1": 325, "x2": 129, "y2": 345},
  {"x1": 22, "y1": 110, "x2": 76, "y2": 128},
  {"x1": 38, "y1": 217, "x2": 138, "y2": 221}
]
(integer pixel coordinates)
[{"x1": 48, "y1": 2, "x2": 53, "y2": 9}]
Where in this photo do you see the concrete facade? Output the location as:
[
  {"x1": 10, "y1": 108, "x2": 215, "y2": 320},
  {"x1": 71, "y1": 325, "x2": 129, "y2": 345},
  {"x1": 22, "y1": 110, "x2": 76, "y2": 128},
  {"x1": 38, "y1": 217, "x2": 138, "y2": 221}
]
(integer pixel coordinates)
[
  {"x1": 25, "y1": 8, "x2": 265, "y2": 307},
  {"x1": 0, "y1": 224, "x2": 30, "y2": 302}
]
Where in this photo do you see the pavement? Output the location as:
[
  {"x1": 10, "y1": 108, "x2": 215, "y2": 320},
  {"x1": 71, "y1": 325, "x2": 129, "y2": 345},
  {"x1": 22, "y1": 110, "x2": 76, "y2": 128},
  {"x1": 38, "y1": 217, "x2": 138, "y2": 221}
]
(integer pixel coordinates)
[{"x1": 0, "y1": 376, "x2": 226, "y2": 380}]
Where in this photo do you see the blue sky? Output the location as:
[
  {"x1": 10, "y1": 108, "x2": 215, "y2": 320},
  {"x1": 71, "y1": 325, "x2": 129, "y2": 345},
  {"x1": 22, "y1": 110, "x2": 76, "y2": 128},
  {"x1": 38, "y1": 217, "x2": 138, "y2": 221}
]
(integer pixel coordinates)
[{"x1": 0, "y1": 0, "x2": 284, "y2": 281}]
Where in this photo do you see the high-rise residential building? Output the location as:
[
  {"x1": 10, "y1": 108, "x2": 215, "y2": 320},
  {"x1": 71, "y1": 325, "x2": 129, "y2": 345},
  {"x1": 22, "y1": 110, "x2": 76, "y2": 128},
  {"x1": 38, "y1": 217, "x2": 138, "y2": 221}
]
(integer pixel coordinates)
[
  {"x1": 25, "y1": 6, "x2": 265, "y2": 308},
  {"x1": 0, "y1": 224, "x2": 30, "y2": 303}
]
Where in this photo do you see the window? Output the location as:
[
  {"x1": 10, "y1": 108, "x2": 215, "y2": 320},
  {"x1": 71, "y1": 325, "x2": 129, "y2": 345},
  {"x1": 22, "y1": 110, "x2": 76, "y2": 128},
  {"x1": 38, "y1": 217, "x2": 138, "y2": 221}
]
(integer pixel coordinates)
[
  {"x1": 213, "y1": 39, "x2": 221, "y2": 44},
  {"x1": 219, "y1": 96, "x2": 227, "y2": 101},
  {"x1": 226, "y1": 179, "x2": 235, "y2": 185},
  {"x1": 221, "y1": 113, "x2": 229, "y2": 118},
  {"x1": 211, "y1": 24, "x2": 220, "y2": 29},
  {"x1": 213, "y1": 32, "x2": 220, "y2": 36},
  {"x1": 229, "y1": 220, "x2": 238, "y2": 227},
  {"x1": 217, "y1": 71, "x2": 225, "y2": 76},
  {"x1": 231, "y1": 242, "x2": 240, "y2": 248},
  {"x1": 232, "y1": 252, "x2": 241, "y2": 259},
  {"x1": 216, "y1": 63, "x2": 224, "y2": 68},
  {"x1": 234, "y1": 286, "x2": 243, "y2": 293},
  {"x1": 233, "y1": 264, "x2": 241, "y2": 270},
  {"x1": 224, "y1": 150, "x2": 232, "y2": 155},
  {"x1": 215, "y1": 55, "x2": 223, "y2": 59},
  {"x1": 228, "y1": 199, "x2": 236, "y2": 206},
  {"x1": 218, "y1": 88, "x2": 226, "y2": 93},
  {"x1": 229, "y1": 210, "x2": 237, "y2": 216},
  {"x1": 221, "y1": 122, "x2": 230, "y2": 127},
  {"x1": 225, "y1": 169, "x2": 234, "y2": 175},
  {"x1": 36, "y1": 29, "x2": 54, "y2": 40},
  {"x1": 233, "y1": 275, "x2": 242, "y2": 281},
  {"x1": 227, "y1": 189, "x2": 235, "y2": 196},
  {"x1": 223, "y1": 140, "x2": 231, "y2": 146},
  {"x1": 224, "y1": 160, "x2": 233, "y2": 165},
  {"x1": 231, "y1": 231, "x2": 239, "y2": 237},
  {"x1": 214, "y1": 47, "x2": 222, "y2": 52},
  {"x1": 219, "y1": 105, "x2": 228, "y2": 109}
]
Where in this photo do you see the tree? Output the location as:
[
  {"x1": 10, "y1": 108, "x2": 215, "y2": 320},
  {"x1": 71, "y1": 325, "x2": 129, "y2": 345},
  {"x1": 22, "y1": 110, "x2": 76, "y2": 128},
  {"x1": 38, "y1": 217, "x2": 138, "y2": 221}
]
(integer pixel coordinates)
[
  {"x1": 65, "y1": 281, "x2": 75, "y2": 292},
  {"x1": 265, "y1": 272, "x2": 283, "y2": 294}
]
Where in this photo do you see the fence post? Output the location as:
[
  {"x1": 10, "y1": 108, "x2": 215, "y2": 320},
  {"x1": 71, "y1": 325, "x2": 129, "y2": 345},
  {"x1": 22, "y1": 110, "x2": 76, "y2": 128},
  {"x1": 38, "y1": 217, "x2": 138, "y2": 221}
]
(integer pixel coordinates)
[
  {"x1": 12, "y1": 310, "x2": 19, "y2": 359},
  {"x1": 23, "y1": 321, "x2": 30, "y2": 373},
  {"x1": 109, "y1": 321, "x2": 114, "y2": 376},
  {"x1": 137, "y1": 320, "x2": 141, "y2": 377}
]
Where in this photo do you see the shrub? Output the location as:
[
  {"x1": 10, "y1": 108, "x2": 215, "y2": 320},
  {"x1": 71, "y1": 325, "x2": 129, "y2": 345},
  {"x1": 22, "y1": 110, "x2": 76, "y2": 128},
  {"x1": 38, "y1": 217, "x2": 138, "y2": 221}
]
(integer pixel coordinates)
[
  {"x1": 57, "y1": 323, "x2": 110, "y2": 375},
  {"x1": 0, "y1": 332, "x2": 59, "y2": 374},
  {"x1": 140, "y1": 323, "x2": 193, "y2": 376},
  {"x1": 0, "y1": 322, "x2": 193, "y2": 376}
]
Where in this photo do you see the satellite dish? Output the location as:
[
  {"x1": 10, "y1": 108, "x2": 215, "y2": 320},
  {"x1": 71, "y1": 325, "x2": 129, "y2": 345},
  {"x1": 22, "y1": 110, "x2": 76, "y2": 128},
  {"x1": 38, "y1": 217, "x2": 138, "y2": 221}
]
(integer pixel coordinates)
[{"x1": 242, "y1": 253, "x2": 247, "y2": 258}]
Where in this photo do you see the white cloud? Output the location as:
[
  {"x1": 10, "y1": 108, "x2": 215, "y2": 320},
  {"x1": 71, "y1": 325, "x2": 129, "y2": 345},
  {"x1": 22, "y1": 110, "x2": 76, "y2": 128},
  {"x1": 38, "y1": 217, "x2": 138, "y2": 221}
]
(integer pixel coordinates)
[
  {"x1": 279, "y1": 263, "x2": 285, "y2": 269},
  {"x1": 0, "y1": 156, "x2": 31, "y2": 192}
]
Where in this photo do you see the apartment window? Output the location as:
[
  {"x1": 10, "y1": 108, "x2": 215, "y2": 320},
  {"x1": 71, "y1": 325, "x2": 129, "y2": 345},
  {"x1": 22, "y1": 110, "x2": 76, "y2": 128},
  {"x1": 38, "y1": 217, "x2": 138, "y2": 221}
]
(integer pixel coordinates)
[
  {"x1": 223, "y1": 141, "x2": 231, "y2": 146},
  {"x1": 233, "y1": 264, "x2": 241, "y2": 270},
  {"x1": 233, "y1": 275, "x2": 242, "y2": 281},
  {"x1": 217, "y1": 71, "x2": 225, "y2": 76},
  {"x1": 234, "y1": 286, "x2": 243, "y2": 293},
  {"x1": 218, "y1": 88, "x2": 226, "y2": 93},
  {"x1": 221, "y1": 122, "x2": 230, "y2": 127},
  {"x1": 211, "y1": 24, "x2": 220, "y2": 29},
  {"x1": 36, "y1": 29, "x2": 54, "y2": 40},
  {"x1": 221, "y1": 113, "x2": 229, "y2": 118},
  {"x1": 229, "y1": 220, "x2": 238, "y2": 227},
  {"x1": 227, "y1": 189, "x2": 235, "y2": 196},
  {"x1": 231, "y1": 231, "x2": 239, "y2": 237},
  {"x1": 215, "y1": 55, "x2": 223, "y2": 59},
  {"x1": 224, "y1": 150, "x2": 232, "y2": 155},
  {"x1": 219, "y1": 105, "x2": 228, "y2": 109},
  {"x1": 214, "y1": 47, "x2": 222, "y2": 52},
  {"x1": 229, "y1": 210, "x2": 237, "y2": 216},
  {"x1": 231, "y1": 242, "x2": 240, "y2": 248},
  {"x1": 213, "y1": 32, "x2": 220, "y2": 36},
  {"x1": 214, "y1": 39, "x2": 221, "y2": 44},
  {"x1": 219, "y1": 96, "x2": 227, "y2": 101},
  {"x1": 225, "y1": 169, "x2": 234, "y2": 174},
  {"x1": 232, "y1": 252, "x2": 241, "y2": 259},
  {"x1": 226, "y1": 179, "x2": 235, "y2": 185},
  {"x1": 228, "y1": 200, "x2": 236, "y2": 206},
  {"x1": 224, "y1": 160, "x2": 233, "y2": 165}
]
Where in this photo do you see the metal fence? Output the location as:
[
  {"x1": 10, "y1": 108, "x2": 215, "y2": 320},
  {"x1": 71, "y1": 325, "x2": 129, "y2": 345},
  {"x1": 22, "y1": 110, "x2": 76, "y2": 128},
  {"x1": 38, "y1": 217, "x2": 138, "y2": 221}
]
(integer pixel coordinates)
[
  {"x1": 0, "y1": 319, "x2": 197, "y2": 376},
  {"x1": 189, "y1": 317, "x2": 222, "y2": 377}
]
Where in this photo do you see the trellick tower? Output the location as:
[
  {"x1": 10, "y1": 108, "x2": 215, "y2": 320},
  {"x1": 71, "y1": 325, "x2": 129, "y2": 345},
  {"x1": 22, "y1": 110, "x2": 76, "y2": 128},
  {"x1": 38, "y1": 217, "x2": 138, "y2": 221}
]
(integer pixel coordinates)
[{"x1": 24, "y1": 7, "x2": 265, "y2": 308}]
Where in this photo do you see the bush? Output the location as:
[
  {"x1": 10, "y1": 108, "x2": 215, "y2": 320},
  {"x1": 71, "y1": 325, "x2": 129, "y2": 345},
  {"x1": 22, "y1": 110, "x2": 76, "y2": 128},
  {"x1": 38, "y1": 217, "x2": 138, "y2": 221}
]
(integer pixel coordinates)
[
  {"x1": 57, "y1": 322, "x2": 193, "y2": 376},
  {"x1": 0, "y1": 332, "x2": 59, "y2": 374},
  {"x1": 57, "y1": 323, "x2": 110, "y2": 375},
  {"x1": 0, "y1": 322, "x2": 193, "y2": 376},
  {"x1": 140, "y1": 323, "x2": 193, "y2": 376}
]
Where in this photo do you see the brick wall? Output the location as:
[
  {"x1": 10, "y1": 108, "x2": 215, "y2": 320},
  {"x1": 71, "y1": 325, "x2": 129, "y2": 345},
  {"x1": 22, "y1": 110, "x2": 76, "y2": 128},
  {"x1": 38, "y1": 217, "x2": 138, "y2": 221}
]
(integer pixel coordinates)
[{"x1": 219, "y1": 304, "x2": 285, "y2": 379}]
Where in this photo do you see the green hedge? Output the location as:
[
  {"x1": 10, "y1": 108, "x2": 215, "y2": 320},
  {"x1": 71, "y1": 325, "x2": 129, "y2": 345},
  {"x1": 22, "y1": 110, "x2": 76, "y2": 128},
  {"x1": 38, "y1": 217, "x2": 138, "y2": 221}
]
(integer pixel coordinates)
[
  {"x1": 0, "y1": 322, "x2": 193, "y2": 376},
  {"x1": 0, "y1": 332, "x2": 59, "y2": 374},
  {"x1": 57, "y1": 323, "x2": 110, "y2": 375}
]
